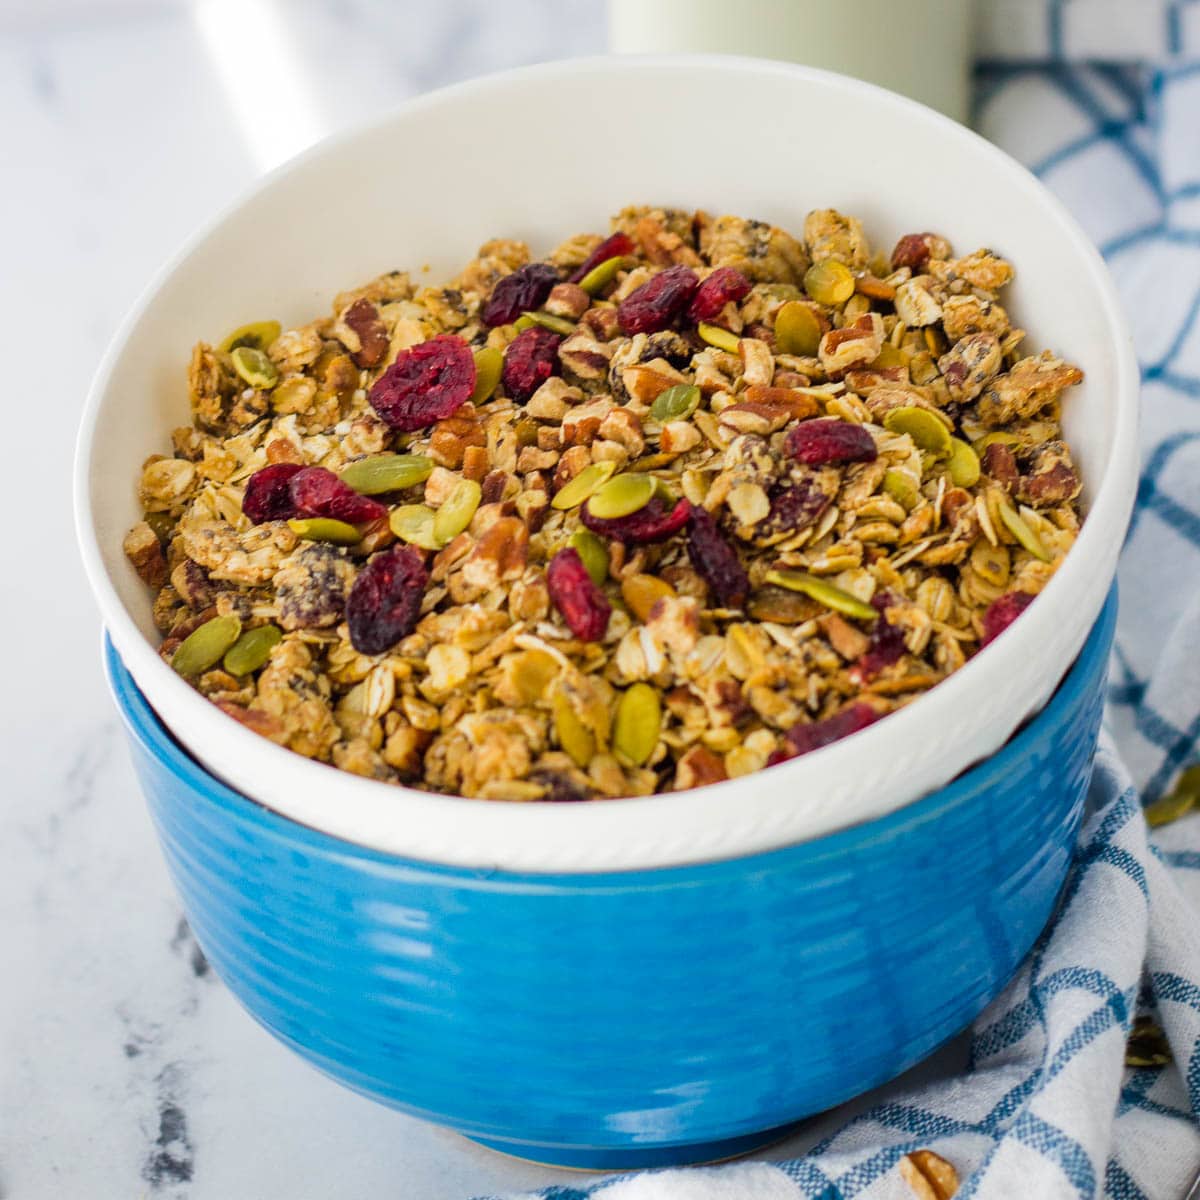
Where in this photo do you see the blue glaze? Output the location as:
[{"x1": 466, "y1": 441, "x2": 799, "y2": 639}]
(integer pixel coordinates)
[{"x1": 104, "y1": 589, "x2": 1116, "y2": 1169}]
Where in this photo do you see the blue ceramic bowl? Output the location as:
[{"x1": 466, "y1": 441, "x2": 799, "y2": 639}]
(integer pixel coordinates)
[{"x1": 104, "y1": 589, "x2": 1115, "y2": 1169}]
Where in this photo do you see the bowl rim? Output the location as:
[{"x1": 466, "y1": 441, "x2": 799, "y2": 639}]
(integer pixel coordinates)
[
  {"x1": 75, "y1": 54, "x2": 1139, "y2": 872},
  {"x1": 104, "y1": 586, "x2": 1115, "y2": 882}
]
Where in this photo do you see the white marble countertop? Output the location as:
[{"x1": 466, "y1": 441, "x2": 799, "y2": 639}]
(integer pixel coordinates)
[{"x1": 0, "y1": 4, "x2": 967, "y2": 1196}]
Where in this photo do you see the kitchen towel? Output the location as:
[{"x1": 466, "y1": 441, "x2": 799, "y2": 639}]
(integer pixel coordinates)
[{"x1": 478, "y1": 44, "x2": 1200, "y2": 1200}]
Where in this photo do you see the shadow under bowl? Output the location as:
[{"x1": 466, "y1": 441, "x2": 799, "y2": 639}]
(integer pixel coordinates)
[{"x1": 103, "y1": 588, "x2": 1116, "y2": 1170}]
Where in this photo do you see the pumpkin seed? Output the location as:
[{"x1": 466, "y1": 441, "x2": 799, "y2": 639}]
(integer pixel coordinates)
[
  {"x1": 973, "y1": 430, "x2": 1022, "y2": 453},
  {"x1": 287, "y1": 517, "x2": 362, "y2": 545},
  {"x1": 218, "y1": 320, "x2": 281, "y2": 354},
  {"x1": 774, "y1": 300, "x2": 823, "y2": 356},
  {"x1": 970, "y1": 538, "x2": 1010, "y2": 587},
  {"x1": 947, "y1": 437, "x2": 981, "y2": 487},
  {"x1": 470, "y1": 346, "x2": 504, "y2": 404},
  {"x1": 1144, "y1": 788, "x2": 1196, "y2": 828},
  {"x1": 172, "y1": 614, "x2": 242, "y2": 677},
  {"x1": 697, "y1": 322, "x2": 740, "y2": 353},
  {"x1": 613, "y1": 683, "x2": 661, "y2": 766},
  {"x1": 433, "y1": 478, "x2": 482, "y2": 544},
  {"x1": 587, "y1": 472, "x2": 655, "y2": 519},
  {"x1": 883, "y1": 406, "x2": 952, "y2": 456},
  {"x1": 996, "y1": 498, "x2": 1051, "y2": 562},
  {"x1": 230, "y1": 345, "x2": 279, "y2": 389},
  {"x1": 764, "y1": 569, "x2": 878, "y2": 621},
  {"x1": 803, "y1": 260, "x2": 855, "y2": 306},
  {"x1": 747, "y1": 586, "x2": 821, "y2": 624},
  {"x1": 389, "y1": 504, "x2": 441, "y2": 550},
  {"x1": 223, "y1": 624, "x2": 282, "y2": 676},
  {"x1": 621, "y1": 574, "x2": 676, "y2": 622},
  {"x1": 870, "y1": 343, "x2": 910, "y2": 370},
  {"x1": 883, "y1": 469, "x2": 920, "y2": 510},
  {"x1": 515, "y1": 311, "x2": 577, "y2": 336},
  {"x1": 339, "y1": 453, "x2": 433, "y2": 495},
  {"x1": 650, "y1": 383, "x2": 701, "y2": 423},
  {"x1": 552, "y1": 689, "x2": 595, "y2": 767},
  {"x1": 569, "y1": 529, "x2": 608, "y2": 585},
  {"x1": 551, "y1": 461, "x2": 617, "y2": 510},
  {"x1": 577, "y1": 255, "x2": 628, "y2": 295}
]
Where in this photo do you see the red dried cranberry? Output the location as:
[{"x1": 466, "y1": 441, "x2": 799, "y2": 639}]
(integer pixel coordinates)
[
  {"x1": 891, "y1": 233, "x2": 938, "y2": 271},
  {"x1": 368, "y1": 334, "x2": 476, "y2": 432},
  {"x1": 345, "y1": 545, "x2": 429, "y2": 655},
  {"x1": 242, "y1": 463, "x2": 303, "y2": 524},
  {"x1": 758, "y1": 480, "x2": 834, "y2": 540},
  {"x1": 482, "y1": 263, "x2": 561, "y2": 327},
  {"x1": 850, "y1": 594, "x2": 906, "y2": 683},
  {"x1": 686, "y1": 507, "x2": 749, "y2": 608},
  {"x1": 580, "y1": 496, "x2": 692, "y2": 545},
  {"x1": 547, "y1": 547, "x2": 611, "y2": 642},
  {"x1": 687, "y1": 267, "x2": 752, "y2": 323},
  {"x1": 982, "y1": 591, "x2": 1035, "y2": 647},
  {"x1": 568, "y1": 232, "x2": 635, "y2": 283},
  {"x1": 773, "y1": 702, "x2": 880, "y2": 764},
  {"x1": 617, "y1": 265, "x2": 699, "y2": 336},
  {"x1": 502, "y1": 326, "x2": 562, "y2": 402},
  {"x1": 786, "y1": 418, "x2": 878, "y2": 466},
  {"x1": 289, "y1": 466, "x2": 388, "y2": 525}
]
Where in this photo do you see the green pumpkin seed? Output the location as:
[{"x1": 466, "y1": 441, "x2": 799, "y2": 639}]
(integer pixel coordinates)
[
  {"x1": 883, "y1": 406, "x2": 952, "y2": 456},
  {"x1": 947, "y1": 437, "x2": 981, "y2": 487},
  {"x1": 587, "y1": 472, "x2": 655, "y2": 520},
  {"x1": 389, "y1": 504, "x2": 441, "y2": 550},
  {"x1": 340, "y1": 453, "x2": 434, "y2": 495},
  {"x1": 551, "y1": 461, "x2": 617, "y2": 510},
  {"x1": 996, "y1": 498, "x2": 1051, "y2": 562},
  {"x1": 514, "y1": 311, "x2": 577, "y2": 336},
  {"x1": 218, "y1": 320, "x2": 281, "y2": 354},
  {"x1": 697, "y1": 322, "x2": 740, "y2": 354},
  {"x1": 612, "y1": 683, "x2": 662, "y2": 767},
  {"x1": 774, "y1": 301, "x2": 823, "y2": 356},
  {"x1": 223, "y1": 624, "x2": 282, "y2": 676},
  {"x1": 569, "y1": 529, "x2": 608, "y2": 585},
  {"x1": 883, "y1": 469, "x2": 920, "y2": 511},
  {"x1": 973, "y1": 431, "x2": 1022, "y2": 453},
  {"x1": 287, "y1": 517, "x2": 362, "y2": 545},
  {"x1": 552, "y1": 690, "x2": 595, "y2": 767},
  {"x1": 1144, "y1": 789, "x2": 1197, "y2": 828},
  {"x1": 650, "y1": 383, "x2": 701, "y2": 424},
  {"x1": 470, "y1": 345, "x2": 504, "y2": 405},
  {"x1": 804, "y1": 260, "x2": 855, "y2": 306},
  {"x1": 172, "y1": 615, "x2": 242, "y2": 677},
  {"x1": 230, "y1": 345, "x2": 279, "y2": 389},
  {"x1": 577, "y1": 255, "x2": 627, "y2": 295},
  {"x1": 433, "y1": 478, "x2": 482, "y2": 544},
  {"x1": 764, "y1": 569, "x2": 878, "y2": 622}
]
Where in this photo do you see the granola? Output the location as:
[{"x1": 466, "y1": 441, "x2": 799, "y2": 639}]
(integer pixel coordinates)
[{"x1": 126, "y1": 206, "x2": 1084, "y2": 801}]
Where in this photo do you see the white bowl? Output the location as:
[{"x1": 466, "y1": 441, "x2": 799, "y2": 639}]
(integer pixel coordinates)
[{"x1": 75, "y1": 55, "x2": 1139, "y2": 874}]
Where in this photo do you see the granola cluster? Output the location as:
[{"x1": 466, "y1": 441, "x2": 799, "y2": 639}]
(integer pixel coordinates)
[{"x1": 124, "y1": 206, "x2": 1084, "y2": 801}]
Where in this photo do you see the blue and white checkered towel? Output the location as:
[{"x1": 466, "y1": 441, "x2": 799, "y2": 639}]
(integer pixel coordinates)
[{"x1": 479, "y1": 19, "x2": 1200, "y2": 1200}]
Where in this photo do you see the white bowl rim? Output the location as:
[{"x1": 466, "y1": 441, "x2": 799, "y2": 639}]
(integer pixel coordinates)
[{"x1": 75, "y1": 53, "x2": 1140, "y2": 874}]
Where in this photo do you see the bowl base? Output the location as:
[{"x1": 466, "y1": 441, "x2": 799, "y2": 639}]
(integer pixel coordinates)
[{"x1": 462, "y1": 1119, "x2": 804, "y2": 1170}]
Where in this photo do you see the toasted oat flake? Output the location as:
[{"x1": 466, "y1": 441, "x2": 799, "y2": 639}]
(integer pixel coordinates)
[{"x1": 126, "y1": 205, "x2": 1083, "y2": 799}]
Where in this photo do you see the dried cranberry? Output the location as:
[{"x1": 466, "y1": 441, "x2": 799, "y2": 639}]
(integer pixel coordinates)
[
  {"x1": 773, "y1": 702, "x2": 880, "y2": 764},
  {"x1": 981, "y1": 591, "x2": 1035, "y2": 647},
  {"x1": 758, "y1": 480, "x2": 834, "y2": 540},
  {"x1": 687, "y1": 267, "x2": 752, "y2": 323},
  {"x1": 547, "y1": 547, "x2": 611, "y2": 642},
  {"x1": 502, "y1": 326, "x2": 562, "y2": 402},
  {"x1": 530, "y1": 770, "x2": 591, "y2": 803},
  {"x1": 368, "y1": 334, "x2": 476, "y2": 432},
  {"x1": 242, "y1": 463, "x2": 303, "y2": 524},
  {"x1": 686, "y1": 507, "x2": 749, "y2": 608},
  {"x1": 581, "y1": 496, "x2": 692, "y2": 545},
  {"x1": 891, "y1": 233, "x2": 938, "y2": 271},
  {"x1": 345, "y1": 545, "x2": 429, "y2": 655},
  {"x1": 786, "y1": 418, "x2": 878, "y2": 466},
  {"x1": 617, "y1": 265, "x2": 699, "y2": 336},
  {"x1": 850, "y1": 594, "x2": 906, "y2": 683},
  {"x1": 288, "y1": 466, "x2": 388, "y2": 525},
  {"x1": 569, "y1": 232, "x2": 635, "y2": 283},
  {"x1": 482, "y1": 263, "x2": 561, "y2": 327}
]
